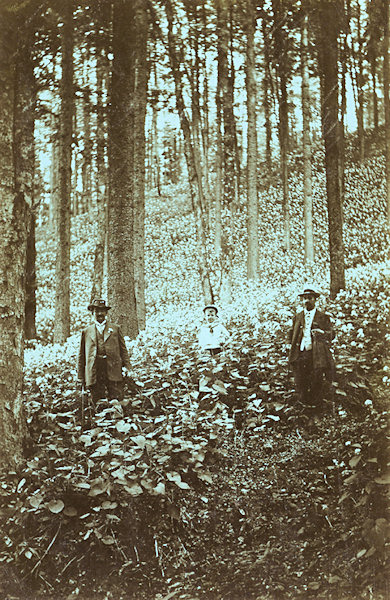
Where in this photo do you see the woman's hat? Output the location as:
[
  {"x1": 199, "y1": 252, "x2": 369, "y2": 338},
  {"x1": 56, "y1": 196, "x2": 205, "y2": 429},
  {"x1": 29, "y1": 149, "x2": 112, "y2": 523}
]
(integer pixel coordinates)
[
  {"x1": 203, "y1": 304, "x2": 218, "y2": 314},
  {"x1": 88, "y1": 298, "x2": 111, "y2": 311},
  {"x1": 298, "y1": 287, "x2": 320, "y2": 298}
]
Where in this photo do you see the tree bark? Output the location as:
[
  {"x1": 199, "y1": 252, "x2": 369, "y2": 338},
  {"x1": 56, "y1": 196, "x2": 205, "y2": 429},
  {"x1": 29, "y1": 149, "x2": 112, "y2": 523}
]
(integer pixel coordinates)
[
  {"x1": 151, "y1": 63, "x2": 161, "y2": 195},
  {"x1": 49, "y1": 120, "x2": 58, "y2": 235},
  {"x1": 246, "y1": 0, "x2": 258, "y2": 280},
  {"x1": 216, "y1": 0, "x2": 236, "y2": 206},
  {"x1": 315, "y1": 0, "x2": 345, "y2": 298},
  {"x1": 262, "y1": 18, "x2": 272, "y2": 174},
  {"x1": 384, "y1": 0, "x2": 390, "y2": 228},
  {"x1": 370, "y1": 54, "x2": 378, "y2": 132},
  {"x1": 0, "y1": 7, "x2": 30, "y2": 468},
  {"x1": 339, "y1": 32, "x2": 347, "y2": 216},
  {"x1": 356, "y1": 1, "x2": 365, "y2": 161},
  {"x1": 108, "y1": 0, "x2": 139, "y2": 338},
  {"x1": 201, "y1": 0, "x2": 211, "y2": 209},
  {"x1": 54, "y1": 0, "x2": 74, "y2": 343},
  {"x1": 82, "y1": 71, "x2": 93, "y2": 214},
  {"x1": 91, "y1": 44, "x2": 108, "y2": 302},
  {"x1": 215, "y1": 62, "x2": 223, "y2": 255},
  {"x1": 25, "y1": 207, "x2": 37, "y2": 339},
  {"x1": 301, "y1": 13, "x2": 314, "y2": 265},
  {"x1": 272, "y1": 0, "x2": 291, "y2": 252},
  {"x1": 133, "y1": 0, "x2": 148, "y2": 331}
]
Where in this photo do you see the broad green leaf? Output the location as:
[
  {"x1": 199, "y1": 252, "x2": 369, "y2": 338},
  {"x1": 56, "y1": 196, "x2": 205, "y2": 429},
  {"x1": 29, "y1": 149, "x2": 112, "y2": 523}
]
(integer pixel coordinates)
[
  {"x1": 197, "y1": 472, "x2": 213, "y2": 484},
  {"x1": 374, "y1": 473, "x2": 390, "y2": 484},
  {"x1": 17, "y1": 478, "x2": 26, "y2": 492},
  {"x1": 47, "y1": 499, "x2": 64, "y2": 514},
  {"x1": 266, "y1": 415, "x2": 280, "y2": 421},
  {"x1": 74, "y1": 482, "x2": 90, "y2": 490},
  {"x1": 153, "y1": 482, "x2": 166, "y2": 495},
  {"x1": 90, "y1": 445, "x2": 110, "y2": 458},
  {"x1": 101, "y1": 501, "x2": 118, "y2": 510},
  {"x1": 338, "y1": 492, "x2": 350, "y2": 504},
  {"x1": 130, "y1": 435, "x2": 146, "y2": 449},
  {"x1": 64, "y1": 506, "x2": 78, "y2": 517},
  {"x1": 308, "y1": 583, "x2": 320, "y2": 591},
  {"x1": 344, "y1": 473, "x2": 357, "y2": 484},
  {"x1": 29, "y1": 495, "x2": 43, "y2": 509},
  {"x1": 79, "y1": 434, "x2": 92, "y2": 445},
  {"x1": 101, "y1": 535, "x2": 115, "y2": 545},
  {"x1": 349, "y1": 455, "x2": 362, "y2": 468},
  {"x1": 116, "y1": 420, "x2": 131, "y2": 434},
  {"x1": 124, "y1": 482, "x2": 143, "y2": 496},
  {"x1": 111, "y1": 467, "x2": 128, "y2": 480},
  {"x1": 166, "y1": 471, "x2": 190, "y2": 489},
  {"x1": 89, "y1": 481, "x2": 108, "y2": 496}
]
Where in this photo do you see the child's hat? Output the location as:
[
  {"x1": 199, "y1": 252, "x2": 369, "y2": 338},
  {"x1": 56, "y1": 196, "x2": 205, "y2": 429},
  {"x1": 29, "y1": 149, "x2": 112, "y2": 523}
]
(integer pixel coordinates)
[{"x1": 203, "y1": 304, "x2": 218, "y2": 314}]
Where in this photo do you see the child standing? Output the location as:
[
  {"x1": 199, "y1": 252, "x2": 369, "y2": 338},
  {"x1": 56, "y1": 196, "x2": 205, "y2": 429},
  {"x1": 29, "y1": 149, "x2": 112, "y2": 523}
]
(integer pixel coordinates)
[
  {"x1": 197, "y1": 305, "x2": 230, "y2": 398},
  {"x1": 198, "y1": 305, "x2": 230, "y2": 355}
]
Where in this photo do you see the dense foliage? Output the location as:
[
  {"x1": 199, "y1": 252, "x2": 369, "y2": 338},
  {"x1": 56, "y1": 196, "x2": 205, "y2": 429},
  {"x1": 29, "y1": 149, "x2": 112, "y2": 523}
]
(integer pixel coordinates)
[{"x1": 0, "y1": 136, "x2": 389, "y2": 599}]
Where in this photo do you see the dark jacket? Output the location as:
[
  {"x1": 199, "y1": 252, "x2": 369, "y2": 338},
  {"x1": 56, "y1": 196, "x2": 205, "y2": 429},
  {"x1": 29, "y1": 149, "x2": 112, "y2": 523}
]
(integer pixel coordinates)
[
  {"x1": 78, "y1": 323, "x2": 131, "y2": 386},
  {"x1": 288, "y1": 309, "x2": 335, "y2": 374}
]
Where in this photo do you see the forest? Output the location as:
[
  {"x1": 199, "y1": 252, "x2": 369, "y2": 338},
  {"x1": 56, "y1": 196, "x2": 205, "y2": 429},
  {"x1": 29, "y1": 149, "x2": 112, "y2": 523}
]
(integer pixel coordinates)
[{"x1": 0, "y1": 0, "x2": 389, "y2": 598}]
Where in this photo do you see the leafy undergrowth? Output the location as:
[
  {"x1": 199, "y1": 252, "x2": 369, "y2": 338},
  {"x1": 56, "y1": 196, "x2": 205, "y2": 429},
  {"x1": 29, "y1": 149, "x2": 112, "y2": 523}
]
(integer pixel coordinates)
[
  {"x1": 1, "y1": 267, "x2": 389, "y2": 599},
  {"x1": 34, "y1": 132, "x2": 390, "y2": 340}
]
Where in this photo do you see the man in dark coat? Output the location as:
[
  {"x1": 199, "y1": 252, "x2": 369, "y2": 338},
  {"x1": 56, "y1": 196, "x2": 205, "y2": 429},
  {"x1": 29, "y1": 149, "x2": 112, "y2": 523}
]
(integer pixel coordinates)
[
  {"x1": 288, "y1": 287, "x2": 335, "y2": 407},
  {"x1": 78, "y1": 299, "x2": 131, "y2": 402}
]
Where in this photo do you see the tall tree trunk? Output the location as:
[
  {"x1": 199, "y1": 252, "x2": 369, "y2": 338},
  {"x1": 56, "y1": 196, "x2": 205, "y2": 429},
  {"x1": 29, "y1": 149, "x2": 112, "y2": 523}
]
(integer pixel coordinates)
[
  {"x1": 72, "y1": 99, "x2": 81, "y2": 214},
  {"x1": 15, "y1": 10, "x2": 37, "y2": 341},
  {"x1": 316, "y1": 0, "x2": 345, "y2": 298},
  {"x1": 108, "y1": 0, "x2": 139, "y2": 337},
  {"x1": 25, "y1": 207, "x2": 37, "y2": 339},
  {"x1": 339, "y1": 32, "x2": 347, "y2": 216},
  {"x1": 188, "y1": 11, "x2": 208, "y2": 229},
  {"x1": 49, "y1": 122, "x2": 58, "y2": 235},
  {"x1": 384, "y1": 0, "x2": 390, "y2": 228},
  {"x1": 216, "y1": 0, "x2": 236, "y2": 205},
  {"x1": 54, "y1": 0, "x2": 74, "y2": 343},
  {"x1": 133, "y1": 0, "x2": 148, "y2": 331},
  {"x1": 246, "y1": 0, "x2": 258, "y2": 280},
  {"x1": 229, "y1": 0, "x2": 241, "y2": 202},
  {"x1": 262, "y1": 18, "x2": 272, "y2": 174},
  {"x1": 151, "y1": 63, "x2": 161, "y2": 195},
  {"x1": 91, "y1": 46, "x2": 108, "y2": 302},
  {"x1": 370, "y1": 55, "x2": 378, "y2": 132},
  {"x1": 272, "y1": 0, "x2": 291, "y2": 252},
  {"x1": 108, "y1": 0, "x2": 138, "y2": 338},
  {"x1": 165, "y1": 0, "x2": 213, "y2": 303},
  {"x1": 215, "y1": 64, "x2": 223, "y2": 255},
  {"x1": 356, "y1": 1, "x2": 365, "y2": 161},
  {"x1": 82, "y1": 71, "x2": 92, "y2": 214},
  {"x1": 0, "y1": 7, "x2": 31, "y2": 467},
  {"x1": 201, "y1": 0, "x2": 211, "y2": 207},
  {"x1": 301, "y1": 13, "x2": 314, "y2": 265}
]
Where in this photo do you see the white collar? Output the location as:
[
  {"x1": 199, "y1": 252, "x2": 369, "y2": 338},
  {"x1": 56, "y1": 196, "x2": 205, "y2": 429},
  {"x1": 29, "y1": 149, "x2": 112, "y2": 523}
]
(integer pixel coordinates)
[{"x1": 95, "y1": 319, "x2": 107, "y2": 331}]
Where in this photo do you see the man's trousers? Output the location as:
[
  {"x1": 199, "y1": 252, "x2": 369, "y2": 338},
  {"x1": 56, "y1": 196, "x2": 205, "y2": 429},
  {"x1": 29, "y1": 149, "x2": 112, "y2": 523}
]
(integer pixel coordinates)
[
  {"x1": 291, "y1": 349, "x2": 325, "y2": 406},
  {"x1": 89, "y1": 356, "x2": 124, "y2": 402}
]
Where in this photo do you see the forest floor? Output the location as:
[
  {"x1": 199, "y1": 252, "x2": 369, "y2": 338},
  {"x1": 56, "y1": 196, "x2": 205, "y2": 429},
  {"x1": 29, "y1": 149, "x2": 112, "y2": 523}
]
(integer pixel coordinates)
[
  {"x1": 1, "y1": 262, "x2": 389, "y2": 600},
  {"x1": 1, "y1": 135, "x2": 389, "y2": 599}
]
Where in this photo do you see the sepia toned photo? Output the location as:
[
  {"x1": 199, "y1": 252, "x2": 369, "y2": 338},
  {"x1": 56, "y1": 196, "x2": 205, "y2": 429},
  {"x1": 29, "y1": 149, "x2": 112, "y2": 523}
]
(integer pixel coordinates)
[{"x1": 0, "y1": 0, "x2": 389, "y2": 598}]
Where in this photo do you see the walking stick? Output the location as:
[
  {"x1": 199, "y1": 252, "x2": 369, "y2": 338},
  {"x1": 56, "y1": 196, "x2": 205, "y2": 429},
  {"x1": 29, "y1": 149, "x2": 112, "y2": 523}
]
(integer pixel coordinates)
[{"x1": 81, "y1": 384, "x2": 87, "y2": 429}]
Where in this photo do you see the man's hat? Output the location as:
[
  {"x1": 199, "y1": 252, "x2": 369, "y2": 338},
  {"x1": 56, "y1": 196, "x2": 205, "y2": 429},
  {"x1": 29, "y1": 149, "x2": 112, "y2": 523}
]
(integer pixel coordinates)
[
  {"x1": 88, "y1": 298, "x2": 111, "y2": 311},
  {"x1": 203, "y1": 304, "x2": 219, "y2": 314},
  {"x1": 298, "y1": 286, "x2": 320, "y2": 298}
]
